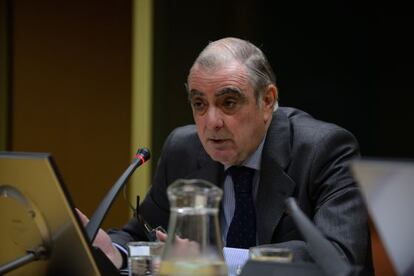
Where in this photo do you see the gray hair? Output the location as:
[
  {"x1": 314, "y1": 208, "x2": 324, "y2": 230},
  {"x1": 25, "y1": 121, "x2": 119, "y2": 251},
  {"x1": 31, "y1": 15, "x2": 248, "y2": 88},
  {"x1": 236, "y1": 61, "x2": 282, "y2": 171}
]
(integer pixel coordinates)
[{"x1": 188, "y1": 37, "x2": 277, "y2": 102}]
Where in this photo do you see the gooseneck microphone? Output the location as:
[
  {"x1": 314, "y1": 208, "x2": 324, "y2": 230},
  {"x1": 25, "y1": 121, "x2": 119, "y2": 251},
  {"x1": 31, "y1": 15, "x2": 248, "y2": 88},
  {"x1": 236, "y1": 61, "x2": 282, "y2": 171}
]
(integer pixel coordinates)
[{"x1": 86, "y1": 148, "x2": 150, "y2": 243}]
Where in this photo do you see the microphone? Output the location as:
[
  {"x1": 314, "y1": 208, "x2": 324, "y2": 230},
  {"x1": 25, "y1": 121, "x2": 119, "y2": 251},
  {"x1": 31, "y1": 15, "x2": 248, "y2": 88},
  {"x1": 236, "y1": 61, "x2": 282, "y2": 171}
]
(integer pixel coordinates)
[{"x1": 85, "y1": 148, "x2": 151, "y2": 243}]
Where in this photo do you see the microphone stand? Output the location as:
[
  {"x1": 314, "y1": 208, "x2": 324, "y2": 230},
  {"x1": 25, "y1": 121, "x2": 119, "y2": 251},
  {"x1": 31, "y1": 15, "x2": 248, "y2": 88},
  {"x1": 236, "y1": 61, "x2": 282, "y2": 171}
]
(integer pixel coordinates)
[
  {"x1": 86, "y1": 148, "x2": 150, "y2": 242},
  {"x1": 83, "y1": 148, "x2": 150, "y2": 275},
  {"x1": 0, "y1": 246, "x2": 48, "y2": 275}
]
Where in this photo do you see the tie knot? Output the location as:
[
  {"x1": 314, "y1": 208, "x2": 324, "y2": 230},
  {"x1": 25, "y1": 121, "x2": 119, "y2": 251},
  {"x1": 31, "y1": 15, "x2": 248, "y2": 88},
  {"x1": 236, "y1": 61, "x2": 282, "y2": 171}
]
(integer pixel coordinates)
[{"x1": 228, "y1": 166, "x2": 255, "y2": 194}]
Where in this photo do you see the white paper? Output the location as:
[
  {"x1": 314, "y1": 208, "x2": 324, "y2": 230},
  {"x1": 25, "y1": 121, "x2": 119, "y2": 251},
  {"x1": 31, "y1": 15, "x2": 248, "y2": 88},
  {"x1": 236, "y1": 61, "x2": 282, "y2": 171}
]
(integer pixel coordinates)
[
  {"x1": 129, "y1": 245, "x2": 150, "y2": 256},
  {"x1": 223, "y1": 247, "x2": 250, "y2": 276}
]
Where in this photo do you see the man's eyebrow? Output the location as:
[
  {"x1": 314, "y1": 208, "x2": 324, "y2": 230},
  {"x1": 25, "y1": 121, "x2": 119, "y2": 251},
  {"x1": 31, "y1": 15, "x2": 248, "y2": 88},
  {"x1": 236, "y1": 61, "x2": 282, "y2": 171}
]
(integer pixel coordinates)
[
  {"x1": 216, "y1": 87, "x2": 245, "y2": 98},
  {"x1": 188, "y1": 87, "x2": 246, "y2": 100},
  {"x1": 188, "y1": 89, "x2": 204, "y2": 100},
  {"x1": 188, "y1": 89, "x2": 204, "y2": 97}
]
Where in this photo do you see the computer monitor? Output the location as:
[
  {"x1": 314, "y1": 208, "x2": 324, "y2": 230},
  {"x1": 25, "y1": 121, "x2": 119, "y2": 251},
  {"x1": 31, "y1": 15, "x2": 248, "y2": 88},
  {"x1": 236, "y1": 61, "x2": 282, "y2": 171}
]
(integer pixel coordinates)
[
  {"x1": 0, "y1": 152, "x2": 115, "y2": 275},
  {"x1": 351, "y1": 159, "x2": 414, "y2": 276}
]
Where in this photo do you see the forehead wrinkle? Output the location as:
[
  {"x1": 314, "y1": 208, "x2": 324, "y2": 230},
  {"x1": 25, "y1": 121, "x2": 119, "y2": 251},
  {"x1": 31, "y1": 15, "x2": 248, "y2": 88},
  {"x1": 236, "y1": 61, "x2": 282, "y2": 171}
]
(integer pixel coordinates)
[
  {"x1": 188, "y1": 62, "x2": 255, "y2": 105},
  {"x1": 189, "y1": 61, "x2": 250, "y2": 86},
  {"x1": 189, "y1": 72, "x2": 250, "y2": 96}
]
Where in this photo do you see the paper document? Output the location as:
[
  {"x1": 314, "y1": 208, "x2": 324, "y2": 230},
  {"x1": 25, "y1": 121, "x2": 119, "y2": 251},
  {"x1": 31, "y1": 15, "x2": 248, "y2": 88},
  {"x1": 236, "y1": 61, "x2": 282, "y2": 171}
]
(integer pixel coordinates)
[{"x1": 223, "y1": 247, "x2": 250, "y2": 276}]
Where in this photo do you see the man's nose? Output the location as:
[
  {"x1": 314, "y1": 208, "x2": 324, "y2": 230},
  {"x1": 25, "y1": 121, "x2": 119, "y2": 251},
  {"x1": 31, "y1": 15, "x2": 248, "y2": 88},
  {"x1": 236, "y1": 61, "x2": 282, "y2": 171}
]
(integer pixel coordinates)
[{"x1": 205, "y1": 107, "x2": 224, "y2": 129}]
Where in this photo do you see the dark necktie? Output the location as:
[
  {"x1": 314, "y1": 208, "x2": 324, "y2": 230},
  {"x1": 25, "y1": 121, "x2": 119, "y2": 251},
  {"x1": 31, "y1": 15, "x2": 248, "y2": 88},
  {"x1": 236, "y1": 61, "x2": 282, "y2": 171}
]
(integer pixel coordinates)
[{"x1": 226, "y1": 166, "x2": 256, "y2": 248}]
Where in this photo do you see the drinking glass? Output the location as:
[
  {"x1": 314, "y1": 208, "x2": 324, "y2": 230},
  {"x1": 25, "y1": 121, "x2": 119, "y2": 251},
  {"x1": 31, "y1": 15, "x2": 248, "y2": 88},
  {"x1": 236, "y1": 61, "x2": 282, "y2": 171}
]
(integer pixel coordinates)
[
  {"x1": 249, "y1": 246, "x2": 293, "y2": 263},
  {"x1": 128, "y1": 241, "x2": 164, "y2": 276}
]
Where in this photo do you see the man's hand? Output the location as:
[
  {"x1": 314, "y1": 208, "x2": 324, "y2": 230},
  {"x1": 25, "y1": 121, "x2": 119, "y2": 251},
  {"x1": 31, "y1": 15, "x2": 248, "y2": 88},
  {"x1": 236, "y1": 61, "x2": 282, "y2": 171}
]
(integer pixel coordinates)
[
  {"x1": 76, "y1": 209, "x2": 123, "y2": 269},
  {"x1": 156, "y1": 230, "x2": 200, "y2": 257},
  {"x1": 155, "y1": 230, "x2": 168, "y2": 242}
]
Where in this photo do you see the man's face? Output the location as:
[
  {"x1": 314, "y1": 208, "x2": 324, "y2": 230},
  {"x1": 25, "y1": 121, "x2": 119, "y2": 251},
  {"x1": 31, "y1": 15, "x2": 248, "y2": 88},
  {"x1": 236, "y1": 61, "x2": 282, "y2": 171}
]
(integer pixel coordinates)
[{"x1": 187, "y1": 61, "x2": 275, "y2": 166}]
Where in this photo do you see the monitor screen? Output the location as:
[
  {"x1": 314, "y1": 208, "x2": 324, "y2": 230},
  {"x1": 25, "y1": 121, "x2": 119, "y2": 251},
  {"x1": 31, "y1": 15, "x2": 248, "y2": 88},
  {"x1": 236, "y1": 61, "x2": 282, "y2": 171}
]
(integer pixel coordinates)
[
  {"x1": 0, "y1": 152, "x2": 102, "y2": 275},
  {"x1": 351, "y1": 159, "x2": 414, "y2": 276}
]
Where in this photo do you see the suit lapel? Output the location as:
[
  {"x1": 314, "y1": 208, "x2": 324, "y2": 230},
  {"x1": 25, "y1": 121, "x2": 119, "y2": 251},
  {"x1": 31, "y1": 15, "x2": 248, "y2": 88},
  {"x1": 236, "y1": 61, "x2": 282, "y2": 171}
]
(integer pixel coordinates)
[{"x1": 256, "y1": 109, "x2": 296, "y2": 244}]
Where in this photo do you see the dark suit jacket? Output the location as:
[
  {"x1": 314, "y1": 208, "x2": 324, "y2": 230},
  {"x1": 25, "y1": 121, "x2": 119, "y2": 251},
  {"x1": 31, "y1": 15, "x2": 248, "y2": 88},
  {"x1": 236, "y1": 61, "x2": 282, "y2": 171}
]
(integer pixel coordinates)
[{"x1": 109, "y1": 107, "x2": 372, "y2": 271}]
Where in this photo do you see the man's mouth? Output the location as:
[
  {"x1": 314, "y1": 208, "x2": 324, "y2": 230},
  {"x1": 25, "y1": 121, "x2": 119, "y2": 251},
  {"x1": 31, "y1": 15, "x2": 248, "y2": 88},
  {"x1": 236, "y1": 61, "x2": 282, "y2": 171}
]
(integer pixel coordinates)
[{"x1": 208, "y1": 138, "x2": 228, "y2": 144}]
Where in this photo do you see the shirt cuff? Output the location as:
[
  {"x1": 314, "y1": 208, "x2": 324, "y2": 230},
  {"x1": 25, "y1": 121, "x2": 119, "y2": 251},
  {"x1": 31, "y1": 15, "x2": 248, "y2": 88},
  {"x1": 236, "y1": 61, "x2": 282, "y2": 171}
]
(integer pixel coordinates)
[{"x1": 112, "y1": 242, "x2": 128, "y2": 269}]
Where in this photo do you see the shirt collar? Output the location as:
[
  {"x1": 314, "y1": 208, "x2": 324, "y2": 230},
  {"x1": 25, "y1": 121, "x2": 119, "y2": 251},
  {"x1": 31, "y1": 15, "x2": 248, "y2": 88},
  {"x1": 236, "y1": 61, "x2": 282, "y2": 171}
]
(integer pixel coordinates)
[
  {"x1": 223, "y1": 103, "x2": 276, "y2": 172},
  {"x1": 224, "y1": 134, "x2": 266, "y2": 172}
]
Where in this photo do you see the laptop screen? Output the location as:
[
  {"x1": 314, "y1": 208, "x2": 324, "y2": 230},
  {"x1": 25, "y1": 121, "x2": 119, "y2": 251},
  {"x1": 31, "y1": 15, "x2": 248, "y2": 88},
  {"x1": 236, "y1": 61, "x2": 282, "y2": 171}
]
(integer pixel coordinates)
[{"x1": 351, "y1": 159, "x2": 414, "y2": 276}]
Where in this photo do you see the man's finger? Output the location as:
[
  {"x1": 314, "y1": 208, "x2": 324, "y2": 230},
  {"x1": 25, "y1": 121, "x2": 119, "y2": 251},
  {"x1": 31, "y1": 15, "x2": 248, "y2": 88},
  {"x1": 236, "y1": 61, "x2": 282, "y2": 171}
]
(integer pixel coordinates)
[
  {"x1": 75, "y1": 208, "x2": 90, "y2": 226},
  {"x1": 156, "y1": 230, "x2": 168, "y2": 242}
]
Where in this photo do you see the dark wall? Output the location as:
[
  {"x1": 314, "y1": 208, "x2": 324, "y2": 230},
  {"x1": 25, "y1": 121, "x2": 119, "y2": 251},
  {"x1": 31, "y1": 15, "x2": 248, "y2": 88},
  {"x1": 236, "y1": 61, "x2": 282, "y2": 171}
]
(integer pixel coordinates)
[
  {"x1": 152, "y1": 0, "x2": 414, "y2": 161},
  {"x1": 10, "y1": 0, "x2": 132, "y2": 229},
  {"x1": 0, "y1": 0, "x2": 11, "y2": 150}
]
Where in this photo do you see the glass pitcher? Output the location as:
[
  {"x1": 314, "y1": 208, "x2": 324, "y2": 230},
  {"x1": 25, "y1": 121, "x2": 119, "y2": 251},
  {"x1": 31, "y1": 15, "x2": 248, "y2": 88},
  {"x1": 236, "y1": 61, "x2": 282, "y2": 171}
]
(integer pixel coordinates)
[{"x1": 159, "y1": 179, "x2": 227, "y2": 276}]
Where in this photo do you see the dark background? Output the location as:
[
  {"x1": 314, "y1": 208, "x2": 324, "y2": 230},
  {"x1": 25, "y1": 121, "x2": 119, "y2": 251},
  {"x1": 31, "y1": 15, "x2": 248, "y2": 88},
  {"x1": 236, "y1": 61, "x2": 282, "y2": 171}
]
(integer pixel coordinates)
[{"x1": 152, "y1": 0, "x2": 414, "y2": 163}]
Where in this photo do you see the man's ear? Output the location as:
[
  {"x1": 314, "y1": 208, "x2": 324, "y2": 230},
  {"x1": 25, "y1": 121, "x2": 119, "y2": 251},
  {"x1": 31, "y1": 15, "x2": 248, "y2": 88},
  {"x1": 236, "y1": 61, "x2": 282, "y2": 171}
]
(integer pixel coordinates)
[{"x1": 262, "y1": 84, "x2": 278, "y2": 120}]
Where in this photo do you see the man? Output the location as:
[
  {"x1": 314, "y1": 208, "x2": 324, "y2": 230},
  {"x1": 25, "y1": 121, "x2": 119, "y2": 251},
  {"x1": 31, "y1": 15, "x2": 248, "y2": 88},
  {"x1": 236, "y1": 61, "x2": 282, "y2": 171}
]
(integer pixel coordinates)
[{"x1": 80, "y1": 37, "x2": 372, "y2": 272}]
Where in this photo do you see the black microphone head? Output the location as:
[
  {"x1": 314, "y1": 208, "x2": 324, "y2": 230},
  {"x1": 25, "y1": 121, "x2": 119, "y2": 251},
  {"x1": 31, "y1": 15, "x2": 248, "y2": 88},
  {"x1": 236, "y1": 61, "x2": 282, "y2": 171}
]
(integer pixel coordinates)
[{"x1": 136, "y1": 147, "x2": 151, "y2": 162}]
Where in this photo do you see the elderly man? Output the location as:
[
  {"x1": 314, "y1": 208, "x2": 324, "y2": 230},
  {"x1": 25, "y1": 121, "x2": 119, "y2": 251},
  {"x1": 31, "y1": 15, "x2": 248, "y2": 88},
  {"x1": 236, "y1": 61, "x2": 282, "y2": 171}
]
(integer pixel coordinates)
[{"x1": 79, "y1": 37, "x2": 372, "y2": 272}]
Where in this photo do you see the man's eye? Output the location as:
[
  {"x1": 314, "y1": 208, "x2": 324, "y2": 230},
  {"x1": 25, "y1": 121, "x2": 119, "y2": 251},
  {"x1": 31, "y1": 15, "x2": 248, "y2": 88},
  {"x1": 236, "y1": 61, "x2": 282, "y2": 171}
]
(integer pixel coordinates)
[
  {"x1": 192, "y1": 101, "x2": 203, "y2": 108},
  {"x1": 221, "y1": 97, "x2": 240, "y2": 111},
  {"x1": 223, "y1": 99, "x2": 237, "y2": 109},
  {"x1": 191, "y1": 100, "x2": 207, "y2": 112}
]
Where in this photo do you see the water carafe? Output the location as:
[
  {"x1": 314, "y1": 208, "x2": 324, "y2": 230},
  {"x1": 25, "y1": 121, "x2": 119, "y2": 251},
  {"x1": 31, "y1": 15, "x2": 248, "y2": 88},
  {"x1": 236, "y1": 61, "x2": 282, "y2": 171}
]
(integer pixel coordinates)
[{"x1": 159, "y1": 179, "x2": 227, "y2": 276}]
